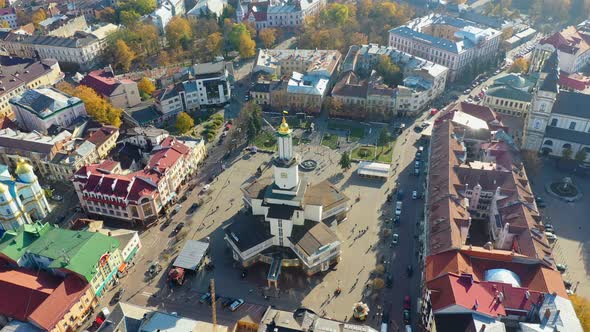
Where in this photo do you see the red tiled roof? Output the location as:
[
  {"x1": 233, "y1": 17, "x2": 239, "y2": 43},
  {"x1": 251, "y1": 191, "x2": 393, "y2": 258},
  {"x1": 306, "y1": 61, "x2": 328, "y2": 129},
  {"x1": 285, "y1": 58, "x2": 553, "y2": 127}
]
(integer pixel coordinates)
[
  {"x1": 0, "y1": 117, "x2": 17, "y2": 130},
  {"x1": 80, "y1": 69, "x2": 135, "y2": 98},
  {"x1": 28, "y1": 275, "x2": 90, "y2": 331},
  {"x1": 0, "y1": 267, "x2": 61, "y2": 321},
  {"x1": 86, "y1": 126, "x2": 118, "y2": 146},
  {"x1": 541, "y1": 26, "x2": 590, "y2": 56},
  {"x1": 244, "y1": 2, "x2": 268, "y2": 21},
  {"x1": 428, "y1": 273, "x2": 507, "y2": 318}
]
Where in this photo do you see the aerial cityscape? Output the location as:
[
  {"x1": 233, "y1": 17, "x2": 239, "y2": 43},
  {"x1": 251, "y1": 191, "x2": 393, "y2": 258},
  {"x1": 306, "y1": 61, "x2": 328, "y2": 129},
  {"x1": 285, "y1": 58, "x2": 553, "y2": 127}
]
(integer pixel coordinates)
[{"x1": 0, "y1": 0, "x2": 589, "y2": 331}]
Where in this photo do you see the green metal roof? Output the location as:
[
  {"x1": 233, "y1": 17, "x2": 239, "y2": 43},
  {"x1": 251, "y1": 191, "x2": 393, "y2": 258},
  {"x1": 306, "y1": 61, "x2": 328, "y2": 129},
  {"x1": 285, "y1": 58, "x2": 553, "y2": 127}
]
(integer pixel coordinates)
[
  {"x1": 486, "y1": 85, "x2": 533, "y2": 102},
  {"x1": 0, "y1": 223, "x2": 120, "y2": 282}
]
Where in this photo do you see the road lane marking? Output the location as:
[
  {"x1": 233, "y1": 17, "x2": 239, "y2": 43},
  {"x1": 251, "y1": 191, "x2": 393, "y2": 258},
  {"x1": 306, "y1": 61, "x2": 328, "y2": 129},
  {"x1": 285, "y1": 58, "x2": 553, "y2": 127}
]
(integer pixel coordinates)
[{"x1": 141, "y1": 291, "x2": 153, "y2": 297}]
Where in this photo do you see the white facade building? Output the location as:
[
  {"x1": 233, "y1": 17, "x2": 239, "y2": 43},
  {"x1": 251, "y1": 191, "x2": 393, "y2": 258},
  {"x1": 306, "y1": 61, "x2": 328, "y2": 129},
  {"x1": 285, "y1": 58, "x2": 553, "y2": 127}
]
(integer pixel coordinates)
[
  {"x1": 388, "y1": 14, "x2": 502, "y2": 81},
  {"x1": 10, "y1": 87, "x2": 87, "y2": 135},
  {"x1": 0, "y1": 160, "x2": 51, "y2": 232}
]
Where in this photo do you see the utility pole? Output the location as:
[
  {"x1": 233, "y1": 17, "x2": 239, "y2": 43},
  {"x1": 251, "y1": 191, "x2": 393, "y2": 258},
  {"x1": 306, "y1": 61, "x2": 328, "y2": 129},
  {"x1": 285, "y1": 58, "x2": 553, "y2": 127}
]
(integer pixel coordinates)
[{"x1": 210, "y1": 279, "x2": 217, "y2": 332}]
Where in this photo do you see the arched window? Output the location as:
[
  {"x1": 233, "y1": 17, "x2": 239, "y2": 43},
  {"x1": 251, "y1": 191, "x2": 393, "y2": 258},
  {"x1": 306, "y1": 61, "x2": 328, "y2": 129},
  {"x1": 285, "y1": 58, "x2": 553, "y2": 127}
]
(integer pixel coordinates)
[
  {"x1": 563, "y1": 143, "x2": 572, "y2": 150},
  {"x1": 543, "y1": 140, "x2": 553, "y2": 146}
]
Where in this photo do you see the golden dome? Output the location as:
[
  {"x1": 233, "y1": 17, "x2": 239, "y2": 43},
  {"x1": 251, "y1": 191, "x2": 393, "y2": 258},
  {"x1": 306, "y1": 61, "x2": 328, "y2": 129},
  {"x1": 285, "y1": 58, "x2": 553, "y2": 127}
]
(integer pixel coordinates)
[
  {"x1": 15, "y1": 158, "x2": 33, "y2": 175},
  {"x1": 277, "y1": 113, "x2": 290, "y2": 135}
]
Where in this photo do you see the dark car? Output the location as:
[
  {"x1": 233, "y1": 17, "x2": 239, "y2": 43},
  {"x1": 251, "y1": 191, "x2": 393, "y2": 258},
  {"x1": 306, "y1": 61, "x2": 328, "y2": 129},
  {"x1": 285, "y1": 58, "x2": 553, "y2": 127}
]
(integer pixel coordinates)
[
  {"x1": 173, "y1": 222, "x2": 185, "y2": 234},
  {"x1": 386, "y1": 274, "x2": 393, "y2": 288},
  {"x1": 241, "y1": 269, "x2": 248, "y2": 278},
  {"x1": 397, "y1": 190, "x2": 404, "y2": 200},
  {"x1": 187, "y1": 203, "x2": 199, "y2": 214},
  {"x1": 161, "y1": 218, "x2": 172, "y2": 229},
  {"x1": 199, "y1": 293, "x2": 211, "y2": 304},
  {"x1": 206, "y1": 294, "x2": 220, "y2": 306},
  {"x1": 403, "y1": 309, "x2": 411, "y2": 325},
  {"x1": 406, "y1": 265, "x2": 413, "y2": 277},
  {"x1": 222, "y1": 298, "x2": 235, "y2": 308}
]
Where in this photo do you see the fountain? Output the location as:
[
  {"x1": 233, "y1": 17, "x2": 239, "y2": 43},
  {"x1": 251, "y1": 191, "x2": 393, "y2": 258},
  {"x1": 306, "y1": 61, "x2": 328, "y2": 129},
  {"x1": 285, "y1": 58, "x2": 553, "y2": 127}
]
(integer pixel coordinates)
[
  {"x1": 299, "y1": 159, "x2": 318, "y2": 171},
  {"x1": 547, "y1": 176, "x2": 582, "y2": 202}
]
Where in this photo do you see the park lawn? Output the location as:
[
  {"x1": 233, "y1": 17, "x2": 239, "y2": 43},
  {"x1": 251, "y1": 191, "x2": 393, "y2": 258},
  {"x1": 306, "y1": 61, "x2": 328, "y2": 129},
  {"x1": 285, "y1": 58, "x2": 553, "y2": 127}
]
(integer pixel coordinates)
[
  {"x1": 351, "y1": 141, "x2": 395, "y2": 163},
  {"x1": 253, "y1": 131, "x2": 277, "y2": 151},
  {"x1": 321, "y1": 133, "x2": 339, "y2": 149},
  {"x1": 328, "y1": 120, "x2": 365, "y2": 141},
  {"x1": 375, "y1": 141, "x2": 395, "y2": 163},
  {"x1": 351, "y1": 145, "x2": 377, "y2": 161}
]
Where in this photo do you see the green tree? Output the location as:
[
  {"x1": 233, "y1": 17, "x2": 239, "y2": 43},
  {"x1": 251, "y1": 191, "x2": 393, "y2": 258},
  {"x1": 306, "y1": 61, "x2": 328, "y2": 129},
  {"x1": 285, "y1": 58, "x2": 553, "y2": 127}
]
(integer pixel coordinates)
[
  {"x1": 134, "y1": 0, "x2": 157, "y2": 15},
  {"x1": 137, "y1": 77, "x2": 155, "y2": 99},
  {"x1": 376, "y1": 55, "x2": 402, "y2": 86},
  {"x1": 237, "y1": 102, "x2": 262, "y2": 143},
  {"x1": 320, "y1": 3, "x2": 349, "y2": 26},
  {"x1": 339, "y1": 151, "x2": 351, "y2": 170},
  {"x1": 175, "y1": 112, "x2": 195, "y2": 134},
  {"x1": 238, "y1": 33, "x2": 256, "y2": 58},
  {"x1": 562, "y1": 147, "x2": 573, "y2": 160},
  {"x1": 228, "y1": 23, "x2": 249, "y2": 50},
  {"x1": 113, "y1": 39, "x2": 136, "y2": 72},
  {"x1": 166, "y1": 17, "x2": 193, "y2": 50},
  {"x1": 575, "y1": 148, "x2": 588, "y2": 162},
  {"x1": 119, "y1": 10, "x2": 140, "y2": 26},
  {"x1": 97, "y1": 7, "x2": 116, "y2": 22}
]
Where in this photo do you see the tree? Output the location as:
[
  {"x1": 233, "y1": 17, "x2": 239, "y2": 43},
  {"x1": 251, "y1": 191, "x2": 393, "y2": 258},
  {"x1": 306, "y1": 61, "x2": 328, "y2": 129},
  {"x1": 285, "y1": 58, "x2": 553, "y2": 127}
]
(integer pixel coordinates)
[
  {"x1": 238, "y1": 33, "x2": 256, "y2": 58},
  {"x1": 206, "y1": 32, "x2": 223, "y2": 55},
  {"x1": 228, "y1": 23, "x2": 250, "y2": 50},
  {"x1": 348, "y1": 32, "x2": 368, "y2": 46},
  {"x1": 376, "y1": 55, "x2": 402, "y2": 86},
  {"x1": 0, "y1": 0, "x2": 5, "y2": 8},
  {"x1": 378, "y1": 127, "x2": 390, "y2": 147},
  {"x1": 562, "y1": 147, "x2": 573, "y2": 160},
  {"x1": 134, "y1": 0, "x2": 157, "y2": 15},
  {"x1": 258, "y1": 28, "x2": 276, "y2": 48},
  {"x1": 237, "y1": 102, "x2": 262, "y2": 143},
  {"x1": 72, "y1": 86, "x2": 122, "y2": 127},
  {"x1": 158, "y1": 50, "x2": 170, "y2": 66},
  {"x1": 510, "y1": 58, "x2": 530, "y2": 74},
  {"x1": 521, "y1": 150, "x2": 542, "y2": 176},
  {"x1": 55, "y1": 81, "x2": 76, "y2": 95},
  {"x1": 31, "y1": 9, "x2": 46, "y2": 27},
  {"x1": 97, "y1": 7, "x2": 116, "y2": 22},
  {"x1": 339, "y1": 151, "x2": 351, "y2": 170},
  {"x1": 570, "y1": 295, "x2": 590, "y2": 331},
  {"x1": 137, "y1": 77, "x2": 155, "y2": 98},
  {"x1": 320, "y1": 3, "x2": 349, "y2": 26},
  {"x1": 372, "y1": 277, "x2": 385, "y2": 289},
  {"x1": 175, "y1": 112, "x2": 195, "y2": 134},
  {"x1": 166, "y1": 17, "x2": 193, "y2": 50},
  {"x1": 119, "y1": 10, "x2": 140, "y2": 26},
  {"x1": 113, "y1": 39, "x2": 136, "y2": 72},
  {"x1": 575, "y1": 148, "x2": 588, "y2": 162}
]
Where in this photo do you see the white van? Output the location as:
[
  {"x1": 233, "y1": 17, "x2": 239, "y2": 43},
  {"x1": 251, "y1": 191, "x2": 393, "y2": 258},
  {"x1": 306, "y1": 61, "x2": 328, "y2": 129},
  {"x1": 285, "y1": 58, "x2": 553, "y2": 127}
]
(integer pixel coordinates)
[{"x1": 230, "y1": 299, "x2": 244, "y2": 311}]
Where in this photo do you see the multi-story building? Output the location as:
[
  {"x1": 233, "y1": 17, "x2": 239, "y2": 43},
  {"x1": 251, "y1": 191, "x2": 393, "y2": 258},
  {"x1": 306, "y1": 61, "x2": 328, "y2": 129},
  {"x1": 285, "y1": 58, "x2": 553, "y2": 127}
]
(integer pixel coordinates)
[
  {"x1": 0, "y1": 266, "x2": 97, "y2": 332},
  {"x1": 0, "y1": 24, "x2": 118, "y2": 70},
  {"x1": 155, "y1": 61, "x2": 233, "y2": 116},
  {"x1": 0, "y1": 7, "x2": 17, "y2": 29},
  {"x1": 522, "y1": 49, "x2": 590, "y2": 161},
  {"x1": 225, "y1": 117, "x2": 349, "y2": 280},
  {"x1": 421, "y1": 109, "x2": 583, "y2": 332},
  {"x1": 0, "y1": 160, "x2": 51, "y2": 232},
  {"x1": 483, "y1": 73, "x2": 535, "y2": 118},
  {"x1": 389, "y1": 14, "x2": 502, "y2": 81},
  {"x1": 80, "y1": 66, "x2": 141, "y2": 109},
  {"x1": 149, "y1": 0, "x2": 186, "y2": 32},
  {"x1": 0, "y1": 56, "x2": 64, "y2": 118},
  {"x1": 187, "y1": 0, "x2": 226, "y2": 19},
  {"x1": 0, "y1": 222, "x2": 123, "y2": 298},
  {"x1": 73, "y1": 137, "x2": 205, "y2": 224},
  {"x1": 331, "y1": 44, "x2": 447, "y2": 119},
  {"x1": 39, "y1": 15, "x2": 88, "y2": 37},
  {"x1": 11, "y1": 87, "x2": 87, "y2": 135},
  {"x1": 252, "y1": 49, "x2": 341, "y2": 114},
  {"x1": 84, "y1": 126, "x2": 119, "y2": 159},
  {"x1": 236, "y1": 0, "x2": 324, "y2": 30},
  {"x1": 537, "y1": 26, "x2": 590, "y2": 74}
]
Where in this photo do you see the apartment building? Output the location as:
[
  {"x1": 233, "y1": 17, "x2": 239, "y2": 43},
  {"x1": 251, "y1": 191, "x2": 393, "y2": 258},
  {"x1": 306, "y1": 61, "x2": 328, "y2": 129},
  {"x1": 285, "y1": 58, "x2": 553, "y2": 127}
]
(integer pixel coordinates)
[
  {"x1": 155, "y1": 61, "x2": 232, "y2": 116},
  {"x1": 537, "y1": 25, "x2": 590, "y2": 74},
  {"x1": 236, "y1": 0, "x2": 325, "y2": 30},
  {"x1": 73, "y1": 137, "x2": 205, "y2": 225},
  {"x1": 389, "y1": 14, "x2": 501, "y2": 81},
  {"x1": 483, "y1": 73, "x2": 535, "y2": 118},
  {"x1": 0, "y1": 24, "x2": 118, "y2": 70},
  {"x1": 0, "y1": 56, "x2": 64, "y2": 118}
]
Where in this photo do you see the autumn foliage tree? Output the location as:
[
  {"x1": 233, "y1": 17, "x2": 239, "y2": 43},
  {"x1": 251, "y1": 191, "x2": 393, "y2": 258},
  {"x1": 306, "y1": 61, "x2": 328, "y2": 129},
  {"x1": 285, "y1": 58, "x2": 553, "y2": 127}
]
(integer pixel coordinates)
[
  {"x1": 570, "y1": 295, "x2": 590, "y2": 331},
  {"x1": 56, "y1": 83, "x2": 122, "y2": 127},
  {"x1": 239, "y1": 33, "x2": 256, "y2": 58},
  {"x1": 175, "y1": 112, "x2": 195, "y2": 134},
  {"x1": 510, "y1": 58, "x2": 530, "y2": 74},
  {"x1": 137, "y1": 77, "x2": 155, "y2": 99},
  {"x1": 31, "y1": 9, "x2": 46, "y2": 27},
  {"x1": 258, "y1": 28, "x2": 276, "y2": 48},
  {"x1": 166, "y1": 17, "x2": 193, "y2": 50},
  {"x1": 113, "y1": 39, "x2": 136, "y2": 72}
]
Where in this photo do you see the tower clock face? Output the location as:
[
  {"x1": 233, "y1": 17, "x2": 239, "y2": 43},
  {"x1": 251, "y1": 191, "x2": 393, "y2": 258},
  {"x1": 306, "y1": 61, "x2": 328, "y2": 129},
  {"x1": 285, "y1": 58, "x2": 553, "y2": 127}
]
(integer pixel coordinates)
[{"x1": 281, "y1": 172, "x2": 288, "y2": 178}]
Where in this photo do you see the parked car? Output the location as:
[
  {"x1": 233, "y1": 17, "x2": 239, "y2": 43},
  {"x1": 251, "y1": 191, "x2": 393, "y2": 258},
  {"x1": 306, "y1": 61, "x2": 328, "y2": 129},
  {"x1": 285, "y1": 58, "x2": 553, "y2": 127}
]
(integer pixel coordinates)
[
  {"x1": 206, "y1": 294, "x2": 220, "y2": 306},
  {"x1": 544, "y1": 224, "x2": 555, "y2": 233},
  {"x1": 52, "y1": 195, "x2": 63, "y2": 201},
  {"x1": 173, "y1": 222, "x2": 185, "y2": 234},
  {"x1": 241, "y1": 269, "x2": 248, "y2": 278},
  {"x1": 545, "y1": 232, "x2": 557, "y2": 242},
  {"x1": 199, "y1": 293, "x2": 211, "y2": 304},
  {"x1": 172, "y1": 204, "x2": 182, "y2": 215},
  {"x1": 202, "y1": 184, "x2": 211, "y2": 193},
  {"x1": 397, "y1": 190, "x2": 404, "y2": 200},
  {"x1": 406, "y1": 265, "x2": 413, "y2": 277},
  {"x1": 412, "y1": 191, "x2": 418, "y2": 200},
  {"x1": 230, "y1": 299, "x2": 245, "y2": 311},
  {"x1": 187, "y1": 203, "x2": 199, "y2": 214},
  {"x1": 556, "y1": 264, "x2": 567, "y2": 273},
  {"x1": 148, "y1": 262, "x2": 162, "y2": 277},
  {"x1": 391, "y1": 233, "x2": 399, "y2": 245},
  {"x1": 386, "y1": 274, "x2": 393, "y2": 288},
  {"x1": 222, "y1": 298, "x2": 235, "y2": 308},
  {"x1": 113, "y1": 288, "x2": 125, "y2": 302}
]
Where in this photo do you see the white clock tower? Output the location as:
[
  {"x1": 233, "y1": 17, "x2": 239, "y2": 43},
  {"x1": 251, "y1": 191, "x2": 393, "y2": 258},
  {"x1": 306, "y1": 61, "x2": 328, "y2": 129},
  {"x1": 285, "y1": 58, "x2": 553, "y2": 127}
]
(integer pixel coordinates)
[{"x1": 273, "y1": 114, "x2": 299, "y2": 192}]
